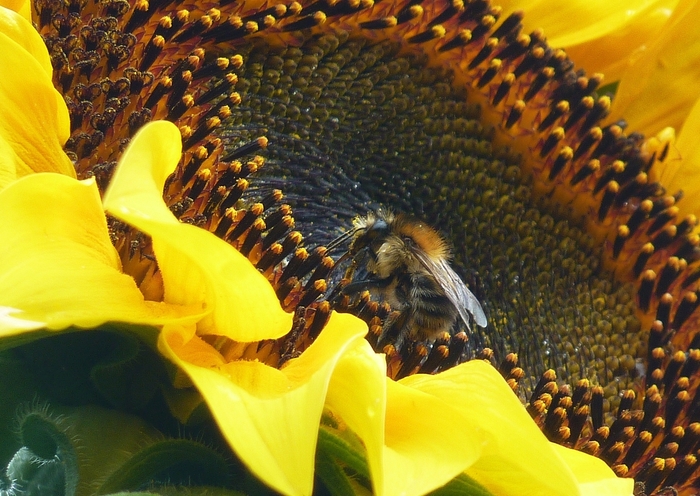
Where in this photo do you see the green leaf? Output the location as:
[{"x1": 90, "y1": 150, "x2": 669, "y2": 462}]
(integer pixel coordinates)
[
  {"x1": 315, "y1": 450, "x2": 356, "y2": 496},
  {"x1": 89, "y1": 330, "x2": 150, "y2": 409},
  {"x1": 314, "y1": 424, "x2": 374, "y2": 495},
  {"x1": 97, "y1": 439, "x2": 230, "y2": 494},
  {"x1": 428, "y1": 473, "x2": 495, "y2": 496},
  {"x1": 317, "y1": 425, "x2": 371, "y2": 482},
  {"x1": 104, "y1": 487, "x2": 244, "y2": 496},
  {"x1": 597, "y1": 81, "x2": 620, "y2": 99},
  {"x1": 15, "y1": 327, "x2": 167, "y2": 410}
]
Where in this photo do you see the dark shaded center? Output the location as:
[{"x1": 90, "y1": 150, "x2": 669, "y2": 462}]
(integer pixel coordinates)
[{"x1": 220, "y1": 32, "x2": 645, "y2": 402}]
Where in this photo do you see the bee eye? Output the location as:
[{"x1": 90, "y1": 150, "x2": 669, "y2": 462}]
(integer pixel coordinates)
[{"x1": 374, "y1": 219, "x2": 388, "y2": 231}]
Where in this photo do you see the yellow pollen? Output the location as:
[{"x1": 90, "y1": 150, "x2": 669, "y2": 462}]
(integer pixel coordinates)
[
  {"x1": 555, "y1": 100, "x2": 570, "y2": 114},
  {"x1": 250, "y1": 203, "x2": 265, "y2": 216},
  {"x1": 207, "y1": 8, "x2": 221, "y2": 21},
  {"x1": 159, "y1": 16, "x2": 172, "y2": 29},
  {"x1": 206, "y1": 116, "x2": 221, "y2": 129},
  {"x1": 196, "y1": 168, "x2": 211, "y2": 181},
  {"x1": 289, "y1": 2, "x2": 302, "y2": 15},
  {"x1": 409, "y1": 5, "x2": 423, "y2": 17},
  {"x1": 218, "y1": 106, "x2": 232, "y2": 119},
  {"x1": 179, "y1": 125, "x2": 192, "y2": 139},
  {"x1": 230, "y1": 55, "x2": 244, "y2": 68},
  {"x1": 457, "y1": 29, "x2": 471, "y2": 42},
  {"x1": 481, "y1": 15, "x2": 496, "y2": 28},
  {"x1": 431, "y1": 25, "x2": 446, "y2": 38},
  {"x1": 216, "y1": 57, "x2": 229, "y2": 70},
  {"x1": 181, "y1": 94, "x2": 194, "y2": 107},
  {"x1": 199, "y1": 15, "x2": 212, "y2": 28},
  {"x1": 611, "y1": 160, "x2": 625, "y2": 173},
  {"x1": 194, "y1": 146, "x2": 208, "y2": 160}
]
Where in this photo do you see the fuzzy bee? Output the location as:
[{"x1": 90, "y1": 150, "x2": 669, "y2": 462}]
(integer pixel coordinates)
[{"x1": 328, "y1": 210, "x2": 487, "y2": 346}]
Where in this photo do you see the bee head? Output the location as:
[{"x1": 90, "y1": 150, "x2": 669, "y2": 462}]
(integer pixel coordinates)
[{"x1": 350, "y1": 212, "x2": 391, "y2": 255}]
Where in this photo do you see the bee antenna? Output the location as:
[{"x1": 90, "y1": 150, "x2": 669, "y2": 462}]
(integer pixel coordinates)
[
  {"x1": 326, "y1": 250, "x2": 352, "y2": 278},
  {"x1": 325, "y1": 228, "x2": 358, "y2": 253}
]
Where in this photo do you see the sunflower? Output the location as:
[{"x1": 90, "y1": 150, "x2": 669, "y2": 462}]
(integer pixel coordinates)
[{"x1": 0, "y1": 0, "x2": 698, "y2": 494}]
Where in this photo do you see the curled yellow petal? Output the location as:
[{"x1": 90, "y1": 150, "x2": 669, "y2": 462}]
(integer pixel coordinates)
[
  {"x1": 0, "y1": 5, "x2": 53, "y2": 75},
  {"x1": 563, "y1": 0, "x2": 677, "y2": 84},
  {"x1": 400, "y1": 361, "x2": 633, "y2": 496},
  {"x1": 0, "y1": 133, "x2": 19, "y2": 194},
  {"x1": 103, "y1": 121, "x2": 292, "y2": 341},
  {"x1": 0, "y1": 7, "x2": 73, "y2": 188},
  {"x1": 493, "y1": 1, "x2": 677, "y2": 93},
  {"x1": 552, "y1": 445, "x2": 635, "y2": 496},
  {"x1": 325, "y1": 341, "x2": 388, "y2": 493},
  {"x1": 502, "y1": 0, "x2": 671, "y2": 46},
  {"x1": 0, "y1": 173, "x2": 199, "y2": 335},
  {"x1": 608, "y1": 0, "x2": 700, "y2": 136},
  {"x1": 159, "y1": 312, "x2": 368, "y2": 496},
  {"x1": 661, "y1": 94, "x2": 700, "y2": 217},
  {"x1": 0, "y1": 0, "x2": 31, "y2": 21},
  {"x1": 326, "y1": 340, "x2": 483, "y2": 496}
]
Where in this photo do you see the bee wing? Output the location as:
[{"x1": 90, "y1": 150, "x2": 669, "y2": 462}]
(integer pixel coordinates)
[{"x1": 413, "y1": 250, "x2": 488, "y2": 329}]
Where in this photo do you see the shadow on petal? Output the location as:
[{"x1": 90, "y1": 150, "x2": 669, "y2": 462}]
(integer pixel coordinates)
[
  {"x1": 158, "y1": 312, "x2": 368, "y2": 496},
  {"x1": 104, "y1": 121, "x2": 292, "y2": 342},
  {"x1": 0, "y1": 7, "x2": 73, "y2": 188},
  {"x1": 326, "y1": 340, "x2": 484, "y2": 496},
  {"x1": 0, "y1": 173, "x2": 199, "y2": 337}
]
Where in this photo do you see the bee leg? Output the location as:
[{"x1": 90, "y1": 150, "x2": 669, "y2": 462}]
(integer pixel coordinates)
[
  {"x1": 377, "y1": 308, "x2": 409, "y2": 350},
  {"x1": 341, "y1": 276, "x2": 392, "y2": 296}
]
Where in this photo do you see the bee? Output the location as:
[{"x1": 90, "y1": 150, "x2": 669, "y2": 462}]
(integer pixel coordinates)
[{"x1": 328, "y1": 210, "x2": 487, "y2": 346}]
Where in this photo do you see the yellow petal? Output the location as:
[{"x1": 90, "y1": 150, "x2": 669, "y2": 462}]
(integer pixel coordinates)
[
  {"x1": 0, "y1": 8, "x2": 73, "y2": 187},
  {"x1": 563, "y1": 0, "x2": 677, "y2": 85},
  {"x1": 0, "y1": 0, "x2": 31, "y2": 21},
  {"x1": 552, "y1": 445, "x2": 635, "y2": 496},
  {"x1": 659, "y1": 94, "x2": 700, "y2": 215},
  {"x1": 492, "y1": 1, "x2": 677, "y2": 91},
  {"x1": 400, "y1": 361, "x2": 632, "y2": 495},
  {"x1": 326, "y1": 340, "x2": 483, "y2": 496},
  {"x1": 325, "y1": 342, "x2": 388, "y2": 493},
  {"x1": 0, "y1": 5, "x2": 53, "y2": 75},
  {"x1": 498, "y1": 0, "x2": 673, "y2": 48},
  {"x1": 608, "y1": 0, "x2": 700, "y2": 136},
  {"x1": 0, "y1": 132, "x2": 19, "y2": 193},
  {"x1": 104, "y1": 121, "x2": 292, "y2": 341},
  {"x1": 0, "y1": 173, "x2": 200, "y2": 335},
  {"x1": 158, "y1": 312, "x2": 368, "y2": 496}
]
